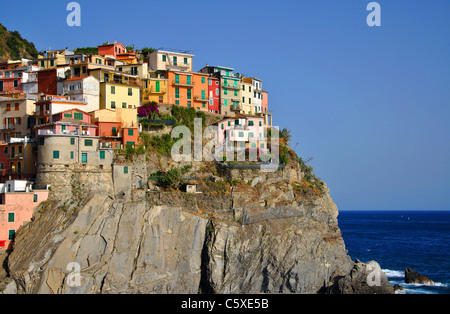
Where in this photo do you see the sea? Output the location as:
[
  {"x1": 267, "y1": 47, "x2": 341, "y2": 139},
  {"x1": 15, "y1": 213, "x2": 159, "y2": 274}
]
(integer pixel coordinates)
[{"x1": 338, "y1": 210, "x2": 450, "y2": 294}]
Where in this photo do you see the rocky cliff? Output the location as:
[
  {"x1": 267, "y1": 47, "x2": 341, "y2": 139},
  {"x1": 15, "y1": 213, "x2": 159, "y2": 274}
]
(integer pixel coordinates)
[{"x1": 0, "y1": 155, "x2": 394, "y2": 294}]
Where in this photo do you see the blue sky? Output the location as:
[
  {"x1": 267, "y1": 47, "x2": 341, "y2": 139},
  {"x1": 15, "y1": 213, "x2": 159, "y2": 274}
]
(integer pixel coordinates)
[{"x1": 1, "y1": 0, "x2": 449, "y2": 210}]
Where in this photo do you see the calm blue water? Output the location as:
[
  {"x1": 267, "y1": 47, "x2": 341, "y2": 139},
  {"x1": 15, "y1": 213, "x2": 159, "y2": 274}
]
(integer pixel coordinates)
[{"x1": 338, "y1": 210, "x2": 450, "y2": 294}]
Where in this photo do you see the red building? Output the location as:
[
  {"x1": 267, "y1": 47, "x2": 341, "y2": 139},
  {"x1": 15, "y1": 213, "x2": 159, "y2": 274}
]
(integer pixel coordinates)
[
  {"x1": 0, "y1": 68, "x2": 23, "y2": 94},
  {"x1": 98, "y1": 42, "x2": 127, "y2": 58},
  {"x1": 37, "y1": 68, "x2": 58, "y2": 95},
  {"x1": 208, "y1": 76, "x2": 220, "y2": 113}
]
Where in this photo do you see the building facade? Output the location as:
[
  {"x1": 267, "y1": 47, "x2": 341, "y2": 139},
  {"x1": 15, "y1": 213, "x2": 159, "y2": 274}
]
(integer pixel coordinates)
[
  {"x1": 0, "y1": 180, "x2": 49, "y2": 250},
  {"x1": 147, "y1": 49, "x2": 194, "y2": 72}
]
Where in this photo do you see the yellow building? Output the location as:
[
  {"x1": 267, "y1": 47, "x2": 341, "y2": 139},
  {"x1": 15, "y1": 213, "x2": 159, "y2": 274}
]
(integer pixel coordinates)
[
  {"x1": 90, "y1": 69, "x2": 140, "y2": 110},
  {"x1": 141, "y1": 77, "x2": 168, "y2": 104},
  {"x1": 38, "y1": 49, "x2": 72, "y2": 70}
]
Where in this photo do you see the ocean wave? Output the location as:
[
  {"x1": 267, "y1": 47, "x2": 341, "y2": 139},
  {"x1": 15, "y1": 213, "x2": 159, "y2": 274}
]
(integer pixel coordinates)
[{"x1": 382, "y1": 269, "x2": 404, "y2": 278}]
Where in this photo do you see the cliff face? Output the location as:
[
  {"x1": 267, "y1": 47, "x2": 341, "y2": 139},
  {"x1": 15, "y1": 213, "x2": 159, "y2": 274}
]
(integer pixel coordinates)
[{"x1": 0, "y1": 157, "x2": 393, "y2": 294}]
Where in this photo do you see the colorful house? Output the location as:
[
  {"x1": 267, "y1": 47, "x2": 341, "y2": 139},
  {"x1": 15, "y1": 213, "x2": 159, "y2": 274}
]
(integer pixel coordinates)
[
  {"x1": 60, "y1": 75, "x2": 100, "y2": 107},
  {"x1": 199, "y1": 65, "x2": 241, "y2": 116},
  {"x1": 90, "y1": 69, "x2": 140, "y2": 111},
  {"x1": 0, "y1": 94, "x2": 36, "y2": 142},
  {"x1": 141, "y1": 77, "x2": 168, "y2": 104},
  {"x1": 147, "y1": 49, "x2": 194, "y2": 72},
  {"x1": 38, "y1": 49, "x2": 73, "y2": 70},
  {"x1": 2, "y1": 137, "x2": 37, "y2": 181},
  {"x1": 0, "y1": 180, "x2": 49, "y2": 250},
  {"x1": 0, "y1": 64, "x2": 38, "y2": 94},
  {"x1": 91, "y1": 108, "x2": 138, "y2": 148},
  {"x1": 214, "y1": 114, "x2": 266, "y2": 153},
  {"x1": 207, "y1": 76, "x2": 220, "y2": 114},
  {"x1": 34, "y1": 95, "x2": 97, "y2": 125},
  {"x1": 166, "y1": 71, "x2": 209, "y2": 110}
]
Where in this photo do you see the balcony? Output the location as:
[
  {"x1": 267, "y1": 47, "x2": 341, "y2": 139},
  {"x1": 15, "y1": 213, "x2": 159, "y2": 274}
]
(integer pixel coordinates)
[
  {"x1": 37, "y1": 129, "x2": 94, "y2": 136},
  {"x1": 194, "y1": 96, "x2": 208, "y2": 102},
  {"x1": 171, "y1": 79, "x2": 194, "y2": 87},
  {"x1": 102, "y1": 77, "x2": 140, "y2": 86},
  {"x1": 0, "y1": 125, "x2": 15, "y2": 131},
  {"x1": 149, "y1": 87, "x2": 167, "y2": 94},
  {"x1": 223, "y1": 83, "x2": 240, "y2": 90},
  {"x1": 231, "y1": 105, "x2": 241, "y2": 111}
]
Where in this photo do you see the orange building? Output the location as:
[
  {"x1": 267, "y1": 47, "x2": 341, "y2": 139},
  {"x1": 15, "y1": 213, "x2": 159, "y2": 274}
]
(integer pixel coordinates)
[{"x1": 166, "y1": 71, "x2": 209, "y2": 111}]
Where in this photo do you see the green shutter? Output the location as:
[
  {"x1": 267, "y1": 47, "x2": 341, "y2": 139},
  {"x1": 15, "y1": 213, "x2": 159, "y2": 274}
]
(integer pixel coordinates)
[
  {"x1": 202, "y1": 90, "x2": 205, "y2": 100},
  {"x1": 175, "y1": 88, "x2": 180, "y2": 98},
  {"x1": 124, "y1": 166, "x2": 128, "y2": 174},
  {"x1": 8, "y1": 230, "x2": 15, "y2": 240},
  {"x1": 70, "y1": 138, "x2": 75, "y2": 145},
  {"x1": 128, "y1": 129, "x2": 133, "y2": 136},
  {"x1": 64, "y1": 113, "x2": 72, "y2": 118},
  {"x1": 70, "y1": 151, "x2": 74, "y2": 159},
  {"x1": 111, "y1": 86, "x2": 115, "y2": 94},
  {"x1": 33, "y1": 194, "x2": 38, "y2": 202},
  {"x1": 187, "y1": 89, "x2": 191, "y2": 100},
  {"x1": 249, "y1": 120, "x2": 254, "y2": 126},
  {"x1": 74, "y1": 112, "x2": 83, "y2": 120},
  {"x1": 155, "y1": 81, "x2": 160, "y2": 92},
  {"x1": 84, "y1": 139, "x2": 93, "y2": 146},
  {"x1": 53, "y1": 151, "x2": 59, "y2": 159},
  {"x1": 175, "y1": 74, "x2": 179, "y2": 84},
  {"x1": 186, "y1": 76, "x2": 191, "y2": 85},
  {"x1": 81, "y1": 153, "x2": 87, "y2": 164},
  {"x1": 8, "y1": 212, "x2": 14, "y2": 223},
  {"x1": 100, "y1": 151, "x2": 105, "y2": 160}
]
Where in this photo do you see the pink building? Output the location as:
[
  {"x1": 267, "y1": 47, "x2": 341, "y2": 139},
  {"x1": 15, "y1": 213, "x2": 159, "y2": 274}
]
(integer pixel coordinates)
[
  {"x1": 214, "y1": 113, "x2": 266, "y2": 153},
  {"x1": 0, "y1": 180, "x2": 49, "y2": 250},
  {"x1": 35, "y1": 109, "x2": 97, "y2": 138}
]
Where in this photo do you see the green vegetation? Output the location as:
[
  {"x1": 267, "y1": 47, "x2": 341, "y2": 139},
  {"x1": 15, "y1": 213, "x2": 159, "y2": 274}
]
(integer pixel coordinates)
[
  {"x1": 149, "y1": 133, "x2": 176, "y2": 156},
  {"x1": 74, "y1": 47, "x2": 98, "y2": 55},
  {"x1": 171, "y1": 106, "x2": 206, "y2": 131},
  {"x1": 149, "y1": 165, "x2": 193, "y2": 189},
  {"x1": 0, "y1": 23, "x2": 38, "y2": 60}
]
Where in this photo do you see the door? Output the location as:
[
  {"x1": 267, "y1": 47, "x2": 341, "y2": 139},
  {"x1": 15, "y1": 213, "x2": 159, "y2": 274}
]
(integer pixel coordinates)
[{"x1": 81, "y1": 153, "x2": 87, "y2": 164}]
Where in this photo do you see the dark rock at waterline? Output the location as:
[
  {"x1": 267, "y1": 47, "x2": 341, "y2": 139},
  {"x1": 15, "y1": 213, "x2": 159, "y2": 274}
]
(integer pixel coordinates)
[
  {"x1": 325, "y1": 260, "x2": 395, "y2": 294},
  {"x1": 405, "y1": 268, "x2": 435, "y2": 285},
  {"x1": 393, "y1": 284, "x2": 404, "y2": 292}
]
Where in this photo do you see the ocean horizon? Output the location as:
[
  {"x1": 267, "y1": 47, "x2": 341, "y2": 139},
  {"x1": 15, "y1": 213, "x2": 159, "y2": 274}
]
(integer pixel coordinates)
[{"x1": 338, "y1": 210, "x2": 450, "y2": 294}]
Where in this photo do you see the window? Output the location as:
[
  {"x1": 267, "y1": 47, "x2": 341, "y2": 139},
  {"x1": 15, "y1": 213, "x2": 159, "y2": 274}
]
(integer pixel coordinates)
[
  {"x1": 175, "y1": 100, "x2": 180, "y2": 105},
  {"x1": 186, "y1": 76, "x2": 191, "y2": 85},
  {"x1": 6, "y1": 103, "x2": 10, "y2": 111},
  {"x1": 8, "y1": 212, "x2": 14, "y2": 223},
  {"x1": 249, "y1": 120, "x2": 254, "y2": 126},
  {"x1": 202, "y1": 90, "x2": 206, "y2": 100},
  {"x1": 187, "y1": 101, "x2": 191, "y2": 108},
  {"x1": 82, "y1": 66, "x2": 87, "y2": 74},
  {"x1": 112, "y1": 127, "x2": 117, "y2": 136},
  {"x1": 124, "y1": 166, "x2": 128, "y2": 174},
  {"x1": 175, "y1": 74, "x2": 179, "y2": 84},
  {"x1": 122, "y1": 102, "x2": 127, "y2": 108},
  {"x1": 155, "y1": 80, "x2": 160, "y2": 92},
  {"x1": 221, "y1": 124, "x2": 224, "y2": 130},
  {"x1": 74, "y1": 112, "x2": 83, "y2": 120},
  {"x1": 216, "y1": 88, "x2": 219, "y2": 96},
  {"x1": 50, "y1": 60, "x2": 54, "y2": 67},
  {"x1": 64, "y1": 113, "x2": 72, "y2": 118},
  {"x1": 224, "y1": 99, "x2": 228, "y2": 106},
  {"x1": 111, "y1": 101, "x2": 116, "y2": 109},
  {"x1": 249, "y1": 132, "x2": 254, "y2": 138},
  {"x1": 201, "y1": 77, "x2": 205, "y2": 84},
  {"x1": 173, "y1": 56, "x2": 177, "y2": 66},
  {"x1": 70, "y1": 151, "x2": 74, "y2": 159},
  {"x1": 100, "y1": 151, "x2": 105, "y2": 160},
  {"x1": 111, "y1": 86, "x2": 115, "y2": 94},
  {"x1": 184, "y1": 57, "x2": 188, "y2": 64},
  {"x1": 126, "y1": 141, "x2": 135, "y2": 146},
  {"x1": 224, "y1": 89, "x2": 228, "y2": 95},
  {"x1": 33, "y1": 194, "x2": 38, "y2": 202},
  {"x1": 234, "y1": 90, "x2": 238, "y2": 96},
  {"x1": 175, "y1": 88, "x2": 180, "y2": 99},
  {"x1": 84, "y1": 139, "x2": 93, "y2": 146},
  {"x1": 162, "y1": 55, "x2": 166, "y2": 62},
  {"x1": 228, "y1": 121, "x2": 231, "y2": 126},
  {"x1": 81, "y1": 153, "x2": 87, "y2": 164},
  {"x1": 128, "y1": 129, "x2": 134, "y2": 136},
  {"x1": 239, "y1": 132, "x2": 244, "y2": 137},
  {"x1": 187, "y1": 89, "x2": 191, "y2": 100},
  {"x1": 128, "y1": 88, "x2": 133, "y2": 96},
  {"x1": 40, "y1": 61, "x2": 45, "y2": 68},
  {"x1": 39, "y1": 137, "x2": 45, "y2": 146},
  {"x1": 242, "y1": 97, "x2": 245, "y2": 103},
  {"x1": 53, "y1": 151, "x2": 60, "y2": 159},
  {"x1": 8, "y1": 230, "x2": 15, "y2": 240},
  {"x1": 259, "y1": 121, "x2": 262, "y2": 126},
  {"x1": 61, "y1": 125, "x2": 66, "y2": 132},
  {"x1": 13, "y1": 80, "x2": 18, "y2": 88}
]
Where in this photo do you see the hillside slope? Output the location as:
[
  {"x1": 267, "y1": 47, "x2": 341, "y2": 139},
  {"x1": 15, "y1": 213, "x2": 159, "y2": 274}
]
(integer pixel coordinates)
[{"x1": 0, "y1": 23, "x2": 38, "y2": 61}]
